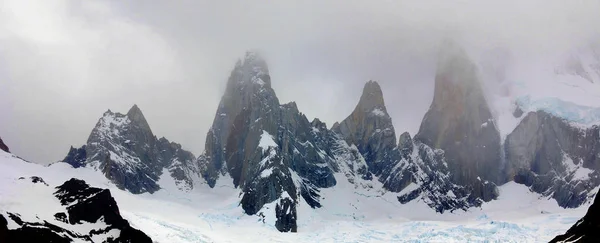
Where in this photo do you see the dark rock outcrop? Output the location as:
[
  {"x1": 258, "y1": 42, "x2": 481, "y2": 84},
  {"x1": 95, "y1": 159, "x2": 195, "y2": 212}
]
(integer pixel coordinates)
[
  {"x1": 63, "y1": 105, "x2": 199, "y2": 193},
  {"x1": 551, "y1": 193, "x2": 600, "y2": 242},
  {"x1": 506, "y1": 110, "x2": 600, "y2": 208},
  {"x1": 18, "y1": 176, "x2": 48, "y2": 186},
  {"x1": 63, "y1": 145, "x2": 87, "y2": 168},
  {"x1": 414, "y1": 40, "x2": 501, "y2": 202},
  {"x1": 2, "y1": 177, "x2": 152, "y2": 243},
  {"x1": 0, "y1": 136, "x2": 9, "y2": 153}
]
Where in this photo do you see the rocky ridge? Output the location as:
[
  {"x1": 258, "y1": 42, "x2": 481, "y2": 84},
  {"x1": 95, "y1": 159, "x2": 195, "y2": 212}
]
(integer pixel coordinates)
[{"x1": 63, "y1": 105, "x2": 200, "y2": 194}]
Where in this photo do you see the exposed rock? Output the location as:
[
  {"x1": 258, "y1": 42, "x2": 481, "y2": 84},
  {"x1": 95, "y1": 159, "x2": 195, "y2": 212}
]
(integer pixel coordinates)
[
  {"x1": 390, "y1": 133, "x2": 498, "y2": 212},
  {"x1": 506, "y1": 110, "x2": 600, "y2": 208},
  {"x1": 18, "y1": 176, "x2": 48, "y2": 186},
  {"x1": 0, "y1": 136, "x2": 9, "y2": 153},
  {"x1": 415, "y1": 40, "x2": 501, "y2": 202},
  {"x1": 551, "y1": 193, "x2": 600, "y2": 242},
  {"x1": 2, "y1": 177, "x2": 152, "y2": 243},
  {"x1": 275, "y1": 197, "x2": 297, "y2": 232},
  {"x1": 512, "y1": 105, "x2": 524, "y2": 118},
  {"x1": 63, "y1": 145, "x2": 87, "y2": 168},
  {"x1": 333, "y1": 80, "x2": 399, "y2": 177},
  {"x1": 63, "y1": 105, "x2": 199, "y2": 193},
  {"x1": 198, "y1": 52, "x2": 341, "y2": 232}
]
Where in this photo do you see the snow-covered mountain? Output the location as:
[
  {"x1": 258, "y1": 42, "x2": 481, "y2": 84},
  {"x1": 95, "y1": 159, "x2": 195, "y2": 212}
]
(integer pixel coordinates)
[
  {"x1": 46, "y1": 45, "x2": 600, "y2": 235},
  {"x1": 62, "y1": 105, "x2": 201, "y2": 194},
  {"x1": 1, "y1": 40, "x2": 598, "y2": 240}
]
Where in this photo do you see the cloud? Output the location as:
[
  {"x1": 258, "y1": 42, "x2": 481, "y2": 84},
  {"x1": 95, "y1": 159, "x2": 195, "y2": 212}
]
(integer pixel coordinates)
[{"x1": 1, "y1": 0, "x2": 599, "y2": 163}]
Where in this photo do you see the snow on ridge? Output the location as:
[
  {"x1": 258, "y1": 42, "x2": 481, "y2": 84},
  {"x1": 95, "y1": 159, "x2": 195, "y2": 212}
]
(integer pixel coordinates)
[
  {"x1": 96, "y1": 112, "x2": 131, "y2": 139},
  {"x1": 258, "y1": 130, "x2": 278, "y2": 153},
  {"x1": 371, "y1": 108, "x2": 386, "y2": 116},
  {"x1": 260, "y1": 168, "x2": 274, "y2": 178}
]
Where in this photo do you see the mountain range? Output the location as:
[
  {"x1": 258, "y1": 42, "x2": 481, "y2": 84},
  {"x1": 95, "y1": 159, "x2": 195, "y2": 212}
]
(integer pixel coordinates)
[
  {"x1": 2, "y1": 41, "x2": 600, "y2": 242},
  {"x1": 48, "y1": 42, "x2": 600, "y2": 234}
]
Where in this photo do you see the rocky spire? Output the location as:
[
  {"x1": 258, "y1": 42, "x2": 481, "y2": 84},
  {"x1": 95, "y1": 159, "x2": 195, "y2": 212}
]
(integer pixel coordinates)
[
  {"x1": 415, "y1": 40, "x2": 501, "y2": 201},
  {"x1": 333, "y1": 80, "x2": 398, "y2": 176},
  {"x1": 355, "y1": 80, "x2": 386, "y2": 113},
  {"x1": 201, "y1": 50, "x2": 280, "y2": 187},
  {"x1": 0, "y1": 136, "x2": 9, "y2": 153},
  {"x1": 126, "y1": 104, "x2": 152, "y2": 136}
]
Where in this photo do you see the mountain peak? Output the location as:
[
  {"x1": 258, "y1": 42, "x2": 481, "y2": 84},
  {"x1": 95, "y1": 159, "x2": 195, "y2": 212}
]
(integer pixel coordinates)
[
  {"x1": 356, "y1": 80, "x2": 387, "y2": 115},
  {"x1": 333, "y1": 80, "x2": 397, "y2": 175},
  {"x1": 226, "y1": 50, "x2": 271, "y2": 89},
  {"x1": 126, "y1": 104, "x2": 151, "y2": 132}
]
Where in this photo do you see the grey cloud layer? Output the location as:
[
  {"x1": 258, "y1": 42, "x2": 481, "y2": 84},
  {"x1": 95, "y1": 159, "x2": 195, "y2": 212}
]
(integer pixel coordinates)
[{"x1": 1, "y1": 0, "x2": 599, "y2": 163}]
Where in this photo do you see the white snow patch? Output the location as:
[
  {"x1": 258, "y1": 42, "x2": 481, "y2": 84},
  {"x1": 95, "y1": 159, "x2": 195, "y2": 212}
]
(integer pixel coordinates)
[
  {"x1": 260, "y1": 168, "x2": 274, "y2": 178},
  {"x1": 563, "y1": 155, "x2": 593, "y2": 181},
  {"x1": 371, "y1": 108, "x2": 386, "y2": 116},
  {"x1": 258, "y1": 130, "x2": 278, "y2": 153}
]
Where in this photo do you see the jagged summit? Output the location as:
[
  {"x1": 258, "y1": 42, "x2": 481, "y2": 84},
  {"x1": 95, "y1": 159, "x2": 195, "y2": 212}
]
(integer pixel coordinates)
[
  {"x1": 228, "y1": 50, "x2": 271, "y2": 88},
  {"x1": 63, "y1": 105, "x2": 199, "y2": 193},
  {"x1": 355, "y1": 80, "x2": 386, "y2": 113},
  {"x1": 126, "y1": 104, "x2": 152, "y2": 135},
  {"x1": 333, "y1": 80, "x2": 397, "y2": 175}
]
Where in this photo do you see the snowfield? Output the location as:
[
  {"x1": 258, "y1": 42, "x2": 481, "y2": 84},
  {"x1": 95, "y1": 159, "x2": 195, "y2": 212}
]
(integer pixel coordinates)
[{"x1": 0, "y1": 150, "x2": 591, "y2": 242}]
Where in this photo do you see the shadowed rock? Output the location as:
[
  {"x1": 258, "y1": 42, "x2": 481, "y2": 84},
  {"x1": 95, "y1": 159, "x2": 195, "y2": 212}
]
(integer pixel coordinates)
[
  {"x1": 2, "y1": 177, "x2": 152, "y2": 242},
  {"x1": 415, "y1": 40, "x2": 501, "y2": 202},
  {"x1": 0, "y1": 136, "x2": 9, "y2": 153},
  {"x1": 551, "y1": 193, "x2": 600, "y2": 242}
]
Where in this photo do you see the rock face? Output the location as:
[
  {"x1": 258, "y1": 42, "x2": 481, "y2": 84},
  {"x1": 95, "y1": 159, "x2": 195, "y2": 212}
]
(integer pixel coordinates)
[
  {"x1": 0, "y1": 136, "x2": 9, "y2": 153},
  {"x1": 506, "y1": 110, "x2": 600, "y2": 208},
  {"x1": 551, "y1": 193, "x2": 600, "y2": 242},
  {"x1": 414, "y1": 41, "x2": 501, "y2": 202},
  {"x1": 198, "y1": 52, "x2": 342, "y2": 232},
  {"x1": 1, "y1": 177, "x2": 152, "y2": 243},
  {"x1": 332, "y1": 81, "x2": 398, "y2": 178},
  {"x1": 63, "y1": 105, "x2": 200, "y2": 193}
]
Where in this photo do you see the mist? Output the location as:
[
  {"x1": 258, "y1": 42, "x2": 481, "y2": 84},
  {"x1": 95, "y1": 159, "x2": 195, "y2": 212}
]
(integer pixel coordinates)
[{"x1": 1, "y1": 0, "x2": 599, "y2": 163}]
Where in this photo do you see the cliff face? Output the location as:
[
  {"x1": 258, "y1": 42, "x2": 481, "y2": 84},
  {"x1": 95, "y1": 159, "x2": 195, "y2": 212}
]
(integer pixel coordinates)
[
  {"x1": 415, "y1": 41, "x2": 502, "y2": 202},
  {"x1": 506, "y1": 110, "x2": 600, "y2": 208}
]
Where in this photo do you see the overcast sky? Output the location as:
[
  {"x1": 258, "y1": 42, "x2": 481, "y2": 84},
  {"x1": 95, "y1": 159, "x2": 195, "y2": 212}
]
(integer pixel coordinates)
[{"x1": 1, "y1": 0, "x2": 599, "y2": 163}]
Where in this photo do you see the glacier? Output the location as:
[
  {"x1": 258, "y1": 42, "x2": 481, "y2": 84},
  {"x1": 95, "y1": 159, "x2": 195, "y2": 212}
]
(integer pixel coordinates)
[{"x1": 0, "y1": 150, "x2": 592, "y2": 242}]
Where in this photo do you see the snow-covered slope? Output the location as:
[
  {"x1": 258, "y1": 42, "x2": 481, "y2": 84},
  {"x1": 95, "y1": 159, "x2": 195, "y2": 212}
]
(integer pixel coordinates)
[{"x1": 0, "y1": 149, "x2": 593, "y2": 242}]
